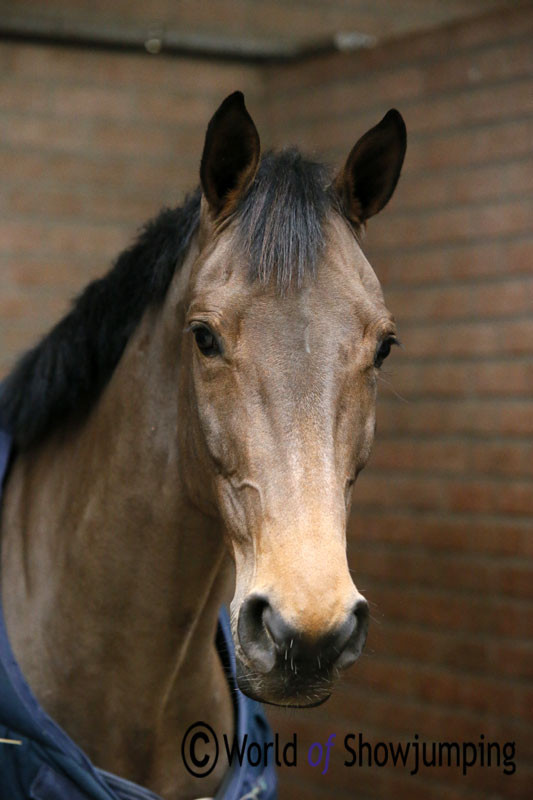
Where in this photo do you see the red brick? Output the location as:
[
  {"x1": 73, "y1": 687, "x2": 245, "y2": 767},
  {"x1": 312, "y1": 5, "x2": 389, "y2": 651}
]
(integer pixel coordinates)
[
  {"x1": 396, "y1": 320, "x2": 533, "y2": 359},
  {"x1": 6, "y1": 187, "x2": 85, "y2": 219},
  {"x1": 1, "y1": 255, "x2": 102, "y2": 291},
  {"x1": 51, "y1": 85, "x2": 135, "y2": 120},
  {"x1": 274, "y1": 57, "x2": 533, "y2": 149},
  {"x1": 351, "y1": 659, "x2": 530, "y2": 720},
  {"x1": 405, "y1": 78, "x2": 533, "y2": 136},
  {"x1": 473, "y1": 278, "x2": 533, "y2": 317},
  {"x1": 0, "y1": 149, "x2": 194, "y2": 195},
  {"x1": 353, "y1": 545, "x2": 533, "y2": 600},
  {"x1": 386, "y1": 277, "x2": 533, "y2": 323},
  {"x1": 449, "y1": 479, "x2": 533, "y2": 516},
  {"x1": 267, "y1": 9, "x2": 533, "y2": 95},
  {"x1": 374, "y1": 197, "x2": 532, "y2": 252},
  {"x1": 350, "y1": 512, "x2": 533, "y2": 557},
  {"x1": 470, "y1": 441, "x2": 533, "y2": 477},
  {"x1": 313, "y1": 115, "x2": 533, "y2": 175},
  {"x1": 405, "y1": 118, "x2": 533, "y2": 174},
  {"x1": 385, "y1": 285, "x2": 472, "y2": 322},
  {"x1": 384, "y1": 361, "x2": 533, "y2": 399},
  {"x1": 363, "y1": 586, "x2": 531, "y2": 638},
  {"x1": 5, "y1": 185, "x2": 163, "y2": 226},
  {"x1": 355, "y1": 472, "x2": 533, "y2": 515},
  {"x1": 2, "y1": 113, "x2": 91, "y2": 153},
  {"x1": 423, "y1": 39, "x2": 533, "y2": 93},
  {"x1": 472, "y1": 361, "x2": 533, "y2": 397},
  {"x1": 375, "y1": 397, "x2": 533, "y2": 437},
  {"x1": 382, "y1": 362, "x2": 472, "y2": 398},
  {"x1": 272, "y1": 692, "x2": 532, "y2": 796},
  {"x1": 374, "y1": 237, "x2": 533, "y2": 287},
  {"x1": 3, "y1": 42, "x2": 263, "y2": 96},
  {"x1": 369, "y1": 439, "x2": 469, "y2": 473},
  {"x1": 323, "y1": 684, "x2": 532, "y2": 753},
  {"x1": 0, "y1": 80, "x2": 50, "y2": 114},
  {"x1": 371, "y1": 622, "x2": 533, "y2": 681},
  {"x1": 399, "y1": 157, "x2": 533, "y2": 211},
  {"x1": 0, "y1": 219, "x2": 129, "y2": 259}
]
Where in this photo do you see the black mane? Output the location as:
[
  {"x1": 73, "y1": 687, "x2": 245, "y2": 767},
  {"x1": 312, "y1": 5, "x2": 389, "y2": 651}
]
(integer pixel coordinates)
[
  {"x1": 238, "y1": 150, "x2": 333, "y2": 289},
  {"x1": 0, "y1": 150, "x2": 336, "y2": 449}
]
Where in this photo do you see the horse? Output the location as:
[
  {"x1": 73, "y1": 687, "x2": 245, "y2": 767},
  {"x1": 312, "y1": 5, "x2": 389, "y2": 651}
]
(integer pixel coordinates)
[{"x1": 0, "y1": 91, "x2": 406, "y2": 800}]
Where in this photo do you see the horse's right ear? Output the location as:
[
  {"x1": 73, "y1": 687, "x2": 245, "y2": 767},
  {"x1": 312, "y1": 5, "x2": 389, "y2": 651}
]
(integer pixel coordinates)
[
  {"x1": 334, "y1": 109, "x2": 406, "y2": 226},
  {"x1": 200, "y1": 91, "x2": 260, "y2": 220}
]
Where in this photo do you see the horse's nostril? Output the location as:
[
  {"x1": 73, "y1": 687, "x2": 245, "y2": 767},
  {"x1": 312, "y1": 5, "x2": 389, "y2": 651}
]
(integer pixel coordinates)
[
  {"x1": 238, "y1": 593, "x2": 370, "y2": 676},
  {"x1": 262, "y1": 601, "x2": 293, "y2": 650},
  {"x1": 334, "y1": 597, "x2": 369, "y2": 670},
  {"x1": 237, "y1": 594, "x2": 277, "y2": 673}
]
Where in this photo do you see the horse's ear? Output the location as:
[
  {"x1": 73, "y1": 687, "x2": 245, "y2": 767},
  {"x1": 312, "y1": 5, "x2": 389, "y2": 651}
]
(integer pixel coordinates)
[
  {"x1": 200, "y1": 91, "x2": 260, "y2": 219},
  {"x1": 334, "y1": 109, "x2": 406, "y2": 225}
]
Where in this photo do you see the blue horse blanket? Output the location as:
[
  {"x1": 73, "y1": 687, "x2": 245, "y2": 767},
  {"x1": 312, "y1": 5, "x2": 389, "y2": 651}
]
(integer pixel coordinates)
[{"x1": 0, "y1": 429, "x2": 277, "y2": 800}]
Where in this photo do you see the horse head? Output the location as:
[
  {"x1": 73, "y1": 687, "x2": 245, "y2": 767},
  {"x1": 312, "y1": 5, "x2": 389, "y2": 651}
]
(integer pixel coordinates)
[{"x1": 177, "y1": 92, "x2": 406, "y2": 706}]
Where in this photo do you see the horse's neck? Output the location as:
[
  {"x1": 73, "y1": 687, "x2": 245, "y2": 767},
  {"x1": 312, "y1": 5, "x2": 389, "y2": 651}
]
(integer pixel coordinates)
[{"x1": 0, "y1": 306, "x2": 234, "y2": 796}]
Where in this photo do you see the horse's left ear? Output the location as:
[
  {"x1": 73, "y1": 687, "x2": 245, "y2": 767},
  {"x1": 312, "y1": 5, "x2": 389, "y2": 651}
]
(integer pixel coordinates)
[
  {"x1": 334, "y1": 109, "x2": 406, "y2": 225},
  {"x1": 200, "y1": 91, "x2": 261, "y2": 219}
]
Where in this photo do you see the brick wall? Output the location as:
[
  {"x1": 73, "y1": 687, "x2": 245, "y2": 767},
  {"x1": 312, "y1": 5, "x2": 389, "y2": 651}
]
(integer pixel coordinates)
[
  {"x1": 264, "y1": 6, "x2": 533, "y2": 800},
  {"x1": 0, "y1": 44, "x2": 264, "y2": 375},
  {"x1": 1, "y1": 5, "x2": 532, "y2": 800}
]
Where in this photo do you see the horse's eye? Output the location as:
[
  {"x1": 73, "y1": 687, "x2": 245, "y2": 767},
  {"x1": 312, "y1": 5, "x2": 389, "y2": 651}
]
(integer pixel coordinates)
[
  {"x1": 374, "y1": 337, "x2": 396, "y2": 368},
  {"x1": 192, "y1": 324, "x2": 220, "y2": 357}
]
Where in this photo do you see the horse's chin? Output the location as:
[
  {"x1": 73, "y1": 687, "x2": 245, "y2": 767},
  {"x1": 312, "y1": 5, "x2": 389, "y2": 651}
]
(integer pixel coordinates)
[
  {"x1": 235, "y1": 660, "x2": 332, "y2": 708},
  {"x1": 259, "y1": 693, "x2": 331, "y2": 709}
]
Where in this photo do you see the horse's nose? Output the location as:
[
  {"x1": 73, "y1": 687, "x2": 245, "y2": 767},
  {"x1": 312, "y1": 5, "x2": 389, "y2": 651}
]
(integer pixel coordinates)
[{"x1": 237, "y1": 594, "x2": 369, "y2": 675}]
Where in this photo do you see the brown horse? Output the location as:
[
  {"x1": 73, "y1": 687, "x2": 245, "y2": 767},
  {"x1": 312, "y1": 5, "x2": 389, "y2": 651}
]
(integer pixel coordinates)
[{"x1": 0, "y1": 92, "x2": 406, "y2": 799}]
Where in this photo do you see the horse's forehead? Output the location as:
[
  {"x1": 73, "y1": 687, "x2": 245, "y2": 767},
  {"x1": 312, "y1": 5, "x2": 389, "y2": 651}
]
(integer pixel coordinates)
[
  {"x1": 243, "y1": 220, "x2": 388, "y2": 330},
  {"x1": 322, "y1": 213, "x2": 386, "y2": 302},
  {"x1": 192, "y1": 213, "x2": 384, "y2": 310},
  {"x1": 240, "y1": 288, "x2": 367, "y2": 363},
  {"x1": 187, "y1": 215, "x2": 391, "y2": 366}
]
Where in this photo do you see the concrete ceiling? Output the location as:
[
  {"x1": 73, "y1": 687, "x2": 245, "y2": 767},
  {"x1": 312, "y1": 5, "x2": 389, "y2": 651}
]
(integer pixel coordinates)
[{"x1": 0, "y1": 0, "x2": 519, "y2": 59}]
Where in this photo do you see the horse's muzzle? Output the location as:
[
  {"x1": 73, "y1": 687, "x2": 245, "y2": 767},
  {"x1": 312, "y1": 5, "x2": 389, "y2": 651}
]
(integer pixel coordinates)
[{"x1": 235, "y1": 593, "x2": 369, "y2": 705}]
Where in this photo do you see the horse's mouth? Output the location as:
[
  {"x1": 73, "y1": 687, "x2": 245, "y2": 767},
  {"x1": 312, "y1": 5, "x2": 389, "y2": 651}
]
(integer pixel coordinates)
[
  {"x1": 235, "y1": 658, "x2": 333, "y2": 708},
  {"x1": 231, "y1": 595, "x2": 368, "y2": 707},
  {"x1": 249, "y1": 691, "x2": 331, "y2": 709}
]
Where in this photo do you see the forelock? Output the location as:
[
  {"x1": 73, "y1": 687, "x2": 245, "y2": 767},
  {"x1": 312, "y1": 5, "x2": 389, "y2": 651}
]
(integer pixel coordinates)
[{"x1": 235, "y1": 149, "x2": 338, "y2": 292}]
